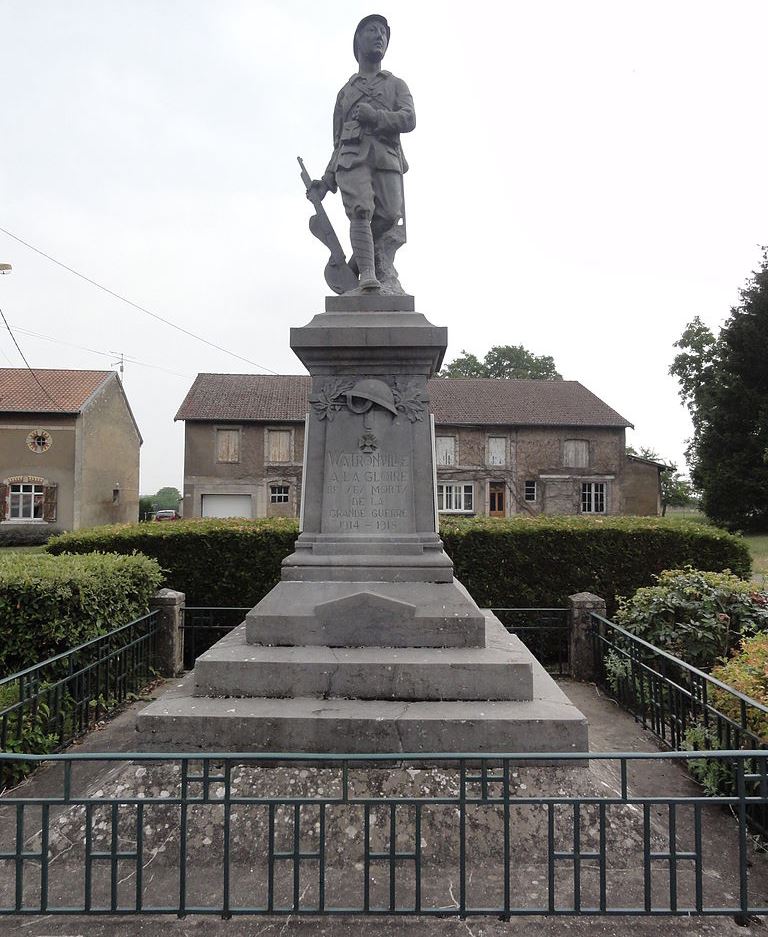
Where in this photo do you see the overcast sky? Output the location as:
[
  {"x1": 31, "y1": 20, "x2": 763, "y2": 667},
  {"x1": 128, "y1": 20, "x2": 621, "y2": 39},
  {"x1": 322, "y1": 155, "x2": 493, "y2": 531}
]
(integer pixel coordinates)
[{"x1": 1, "y1": 0, "x2": 767, "y2": 494}]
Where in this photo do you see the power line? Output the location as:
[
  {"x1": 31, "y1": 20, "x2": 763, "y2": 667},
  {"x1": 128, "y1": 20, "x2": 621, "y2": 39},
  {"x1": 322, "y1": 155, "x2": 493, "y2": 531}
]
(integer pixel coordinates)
[
  {"x1": 0, "y1": 225, "x2": 279, "y2": 375},
  {"x1": 0, "y1": 306, "x2": 64, "y2": 410},
  {"x1": 9, "y1": 323, "x2": 193, "y2": 379}
]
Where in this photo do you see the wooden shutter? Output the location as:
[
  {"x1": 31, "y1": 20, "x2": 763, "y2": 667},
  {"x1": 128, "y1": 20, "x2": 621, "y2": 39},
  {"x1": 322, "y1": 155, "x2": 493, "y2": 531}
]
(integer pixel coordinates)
[
  {"x1": 268, "y1": 430, "x2": 291, "y2": 462},
  {"x1": 0, "y1": 484, "x2": 7, "y2": 522},
  {"x1": 43, "y1": 484, "x2": 57, "y2": 523},
  {"x1": 488, "y1": 437, "x2": 506, "y2": 466},
  {"x1": 435, "y1": 437, "x2": 455, "y2": 466},
  {"x1": 564, "y1": 439, "x2": 589, "y2": 468},
  {"x1": 216, "y1": 429, "x2": 240, "y2": 463}
]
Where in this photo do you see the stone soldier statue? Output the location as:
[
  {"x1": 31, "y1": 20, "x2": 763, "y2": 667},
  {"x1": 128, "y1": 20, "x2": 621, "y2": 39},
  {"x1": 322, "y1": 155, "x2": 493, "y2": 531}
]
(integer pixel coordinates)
[{"x1": 307, "y1": 14, "x2": 415, "y2": 294}]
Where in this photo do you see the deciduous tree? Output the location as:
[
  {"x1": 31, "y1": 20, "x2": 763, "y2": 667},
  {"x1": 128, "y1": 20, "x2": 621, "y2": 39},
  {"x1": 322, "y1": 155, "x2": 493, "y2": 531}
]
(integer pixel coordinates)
[{"x1": 439, "y1": 345, "x2": 562, "y2": 380}]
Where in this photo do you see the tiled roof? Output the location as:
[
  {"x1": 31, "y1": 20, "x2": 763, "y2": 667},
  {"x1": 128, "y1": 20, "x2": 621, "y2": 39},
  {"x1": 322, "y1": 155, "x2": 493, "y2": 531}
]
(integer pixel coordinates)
[
  {"x1": 429, "y1": 378, "x2": 632, "y2": 428},
  {"x1": 0, "y1": 369, "x2": 114, "y2": 414},
  {"x1": 176, "y1": 374, "x2": 313, "y2": 422},
  {"x1": 176, "y1": 374, "x2": 632, "y2": 428}
]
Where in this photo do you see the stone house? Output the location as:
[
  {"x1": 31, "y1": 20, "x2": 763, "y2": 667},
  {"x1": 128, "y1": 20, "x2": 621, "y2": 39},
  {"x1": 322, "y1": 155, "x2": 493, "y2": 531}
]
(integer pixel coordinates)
[
  {"x1": 177, "y1": 374, "x2": 662, "y2": 519},
  {"x1": 0, "y1": 369, "x2": 142, "y2": 542}
]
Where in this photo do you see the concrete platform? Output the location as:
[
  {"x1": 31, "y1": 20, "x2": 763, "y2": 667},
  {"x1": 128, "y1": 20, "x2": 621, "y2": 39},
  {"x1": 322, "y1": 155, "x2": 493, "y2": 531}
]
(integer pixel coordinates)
[
  {"x1": 136, "y1": 640, "x2": 587, "y2": 755},
  {"x1": 246, "y1": 578, "x2": 486, "y2": 647},
  {"x1": 195, "y1": 617, "x2": 533, "y2": 701}
]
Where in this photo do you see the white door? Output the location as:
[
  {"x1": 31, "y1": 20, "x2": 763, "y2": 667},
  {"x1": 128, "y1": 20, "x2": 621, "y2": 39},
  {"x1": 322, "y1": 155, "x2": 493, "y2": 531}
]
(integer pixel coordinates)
[{"x1": 201, "y1": 494, "x2": 253, "y2": 518}]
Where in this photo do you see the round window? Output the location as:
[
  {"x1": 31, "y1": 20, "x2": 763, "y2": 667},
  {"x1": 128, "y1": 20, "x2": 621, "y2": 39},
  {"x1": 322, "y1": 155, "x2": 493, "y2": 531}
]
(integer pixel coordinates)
[{"x1": 26, "y1": 430, "x2": 52, "y2": 454}]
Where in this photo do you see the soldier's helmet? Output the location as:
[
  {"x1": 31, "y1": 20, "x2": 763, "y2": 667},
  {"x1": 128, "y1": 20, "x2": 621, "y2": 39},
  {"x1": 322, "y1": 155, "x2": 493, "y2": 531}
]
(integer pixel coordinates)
[
  {"x1": 353, "y1": 14, "x2": 390, "y2": 62},
  {"x1": 346, "y1": 379, "x2": 399, "y2": 416}
]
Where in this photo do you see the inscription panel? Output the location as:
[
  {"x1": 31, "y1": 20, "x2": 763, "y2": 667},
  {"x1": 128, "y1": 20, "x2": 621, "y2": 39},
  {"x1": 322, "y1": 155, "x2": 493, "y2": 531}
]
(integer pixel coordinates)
[{"x1": 320, "y1": 411, "x2": 415, "y2": 535}]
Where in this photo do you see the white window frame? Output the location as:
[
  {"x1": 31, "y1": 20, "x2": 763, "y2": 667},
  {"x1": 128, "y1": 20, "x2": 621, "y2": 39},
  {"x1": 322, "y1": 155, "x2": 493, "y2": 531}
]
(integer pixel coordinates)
[
  {"x1": 435, "y1": 436, "x2": 456, "y2": 467},
  {"x1": 265, "y1": 428, "x2": 293, "y2": 464},
  {"x1": 9, "y1": 482, "x2": 45, "y2": 520},
  {"x1": 487, "y1": 436, "x2": 507, "y2": 467},
  {"x1": 215, "y1": 427, "x2": 241, "y2": 464},
  {"x1": 524, "y1": 480, "x2": 537, "y2": 502},
  {"x1": 269, "y1": 483, "x2": 290, "y2": 504},
  {"x1": 581, "y1": 481, "x2": 606, "y2": 514},
  {"x1": 564, "y1": 439, "x2": 590, "y2": 468},
  {"x1": 437, "y1": 482, "x2": 474, "y2": 514}
]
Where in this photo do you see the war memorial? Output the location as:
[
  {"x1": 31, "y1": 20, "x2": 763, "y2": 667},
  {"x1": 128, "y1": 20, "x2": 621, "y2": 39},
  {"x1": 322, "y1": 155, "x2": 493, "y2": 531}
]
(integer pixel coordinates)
[{"x1": 137, "y1": 14, "x2": 588, "y2": 756}]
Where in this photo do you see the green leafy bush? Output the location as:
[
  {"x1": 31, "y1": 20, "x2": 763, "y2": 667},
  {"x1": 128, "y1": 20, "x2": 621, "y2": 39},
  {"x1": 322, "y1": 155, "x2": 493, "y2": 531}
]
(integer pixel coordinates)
[
  {"x1": 614, "y1": 566, "x2": 768, "y2": 670},
  {"x1": 46, "y1": 515, "x2": 750, "y2": 612},
  {"x1": 0, "y1": 552, "x2": 163, "y2": 675}
]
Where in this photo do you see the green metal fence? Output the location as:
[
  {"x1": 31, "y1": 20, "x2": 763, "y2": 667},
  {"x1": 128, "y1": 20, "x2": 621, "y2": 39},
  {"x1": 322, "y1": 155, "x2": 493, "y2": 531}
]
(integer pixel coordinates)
[
  {"x1": 491, "y1": 607, "x2": 570, "y2": 675},
  {"x1": 0, "y1": 611, "x2": 159, "y2": 779},
  {"x1": 591, "y1": 612, "x2": 768, "y2": 835},
  {"x1": 0, "y1": 749, "x2": 765, "y2": 918},
  {"x1": 182, "y1": 607, "x2": 250, "y2": 670}
]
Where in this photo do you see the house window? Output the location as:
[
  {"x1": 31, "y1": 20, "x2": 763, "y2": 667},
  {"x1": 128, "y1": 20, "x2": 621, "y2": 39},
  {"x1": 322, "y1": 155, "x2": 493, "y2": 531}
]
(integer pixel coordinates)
[
  {"x1": 112, "y1": 487, "x2": 120, "y2": 505},
  {"x1": 581, "y1": 481, "x2": 606, "y2": 514},
  {"x1": 270, "y1": 484, "x2": 289, "y2": 503},
  {"x1": 437, "y1": 483, "x2": 473, "y2": 513},
  {"x1": 487, "y1": 436, "x2": 506, "y2": 466},
  {"x1": 564, "y1": 439, "x2": 589, "y2": 468},
  {"x1": 216, "y1": 428, "x2": 240, "y2": 463},
  {"x1": 524, "y1": 480, "x2": 537, "y2": 502},
  {"x1": 267, "y1": 429, "x2": 292, "y2": 463},
  {"x1": 435, "y1": 436, "x2": 456, "y2": 466},
  {"x1": 9, "y1": 483, "x2": 44, "y2": 520}
]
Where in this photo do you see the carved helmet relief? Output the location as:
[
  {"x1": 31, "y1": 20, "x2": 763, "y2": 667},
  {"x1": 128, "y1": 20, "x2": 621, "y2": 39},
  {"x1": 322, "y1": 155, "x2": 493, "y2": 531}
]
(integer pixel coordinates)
[{"x1": 309, "y1": 375, "x2": 428, "y2": 423}]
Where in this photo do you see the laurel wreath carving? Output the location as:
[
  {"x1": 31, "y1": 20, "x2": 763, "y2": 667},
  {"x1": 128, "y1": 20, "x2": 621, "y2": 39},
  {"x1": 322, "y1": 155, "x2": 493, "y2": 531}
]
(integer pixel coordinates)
[
  {"x1": 392, "y1": 378, "x2": 428, "y2": 423},
  {"x1": 308, "y1": 378, "x2": 355, "y2": 421}
]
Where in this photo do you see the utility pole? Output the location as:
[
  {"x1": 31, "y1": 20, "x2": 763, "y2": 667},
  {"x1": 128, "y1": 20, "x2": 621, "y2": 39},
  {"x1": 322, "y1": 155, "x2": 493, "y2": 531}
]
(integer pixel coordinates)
[{"x1": 111, "y1": 352, "x2": 125, "y2": 378}]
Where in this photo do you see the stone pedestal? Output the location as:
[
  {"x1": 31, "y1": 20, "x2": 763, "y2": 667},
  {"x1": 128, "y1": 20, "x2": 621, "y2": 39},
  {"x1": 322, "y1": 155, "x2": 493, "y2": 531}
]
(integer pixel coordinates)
[{"x1": 137, "y1": 296, "x2": 588, "y2": 757}]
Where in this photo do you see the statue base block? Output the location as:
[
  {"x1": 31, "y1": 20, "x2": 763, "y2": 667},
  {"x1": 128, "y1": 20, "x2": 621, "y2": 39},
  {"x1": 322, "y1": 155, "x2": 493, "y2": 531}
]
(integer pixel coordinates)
[{"x1": 137, "y1": 612, "x2": 587, "y2": 758}]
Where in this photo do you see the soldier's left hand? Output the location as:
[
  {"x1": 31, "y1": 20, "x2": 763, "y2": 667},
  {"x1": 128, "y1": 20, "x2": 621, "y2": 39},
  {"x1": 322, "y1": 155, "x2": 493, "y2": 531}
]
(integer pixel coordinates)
[{"x1": 355, "y1": 102, "x2": 378, "y2": 127}]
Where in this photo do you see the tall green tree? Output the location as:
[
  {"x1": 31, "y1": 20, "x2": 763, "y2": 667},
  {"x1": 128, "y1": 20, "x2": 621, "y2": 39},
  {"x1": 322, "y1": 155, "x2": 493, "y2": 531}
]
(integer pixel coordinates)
[
  {"x1": 439, "y1": 344, "x2": 562, "y2": 380},
  {"x1": 670, "y1": 249, "x2": 768, "y2": 530}
]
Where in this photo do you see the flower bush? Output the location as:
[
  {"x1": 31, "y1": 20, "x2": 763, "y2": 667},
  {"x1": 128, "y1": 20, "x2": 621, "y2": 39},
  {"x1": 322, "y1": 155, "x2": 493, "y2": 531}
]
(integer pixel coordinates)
[{"x1": 615, "y1": 566, "x2": 768, "y2": 670}]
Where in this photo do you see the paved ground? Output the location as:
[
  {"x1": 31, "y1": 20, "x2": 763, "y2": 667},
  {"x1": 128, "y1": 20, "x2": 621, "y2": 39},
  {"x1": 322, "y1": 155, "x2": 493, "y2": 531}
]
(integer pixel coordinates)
[{"x1": 0, "y1": 679, "x2": 766, "y2": 936}]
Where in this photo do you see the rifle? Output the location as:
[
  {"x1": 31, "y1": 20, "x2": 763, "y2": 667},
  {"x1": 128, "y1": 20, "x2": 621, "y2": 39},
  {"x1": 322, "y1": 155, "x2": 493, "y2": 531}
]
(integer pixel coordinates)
[{"x1": 298, "y1": 156, "x2": 358, "y2": 295}]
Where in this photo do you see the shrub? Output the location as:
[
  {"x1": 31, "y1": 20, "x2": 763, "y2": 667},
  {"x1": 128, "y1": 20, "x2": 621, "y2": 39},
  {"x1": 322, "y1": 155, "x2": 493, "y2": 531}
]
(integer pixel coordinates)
[
  {"x1": 46, "y1": 515, "x2": 750, "y2": 612},
  {"x1": 47, "y1": 518, "x2": 300, "y2": 608},
  {"x1": 614, "y1": 566, "x2": 768, "y2": 670},
  {"x1": 710, "y1": 632, "x2": 768, "y2": 743},
  {"x1": 0, "y1": 552, "x2": 163, "y2": 675}
]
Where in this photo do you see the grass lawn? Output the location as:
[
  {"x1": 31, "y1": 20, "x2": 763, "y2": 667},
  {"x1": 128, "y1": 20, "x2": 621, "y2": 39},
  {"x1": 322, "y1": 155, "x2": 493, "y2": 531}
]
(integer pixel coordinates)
[
  {"x1": 0, "y1": 545, "x2": 46, "y2": 554},
  {"x1": 745, "y1": 533, "x2": 768, "y2": 582}
]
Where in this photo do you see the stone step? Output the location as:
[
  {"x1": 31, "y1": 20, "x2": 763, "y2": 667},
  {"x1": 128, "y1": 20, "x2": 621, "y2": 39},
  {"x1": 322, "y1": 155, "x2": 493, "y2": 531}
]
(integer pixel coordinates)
[
  {"x1": 193, "y1": 619, "x2": 533, "y2": 702},
  {"x1": 137, "y1": 656, "x2": 587, "y2": 757},
  {"x1": 246, "y1": 578, "x2": 487, "y2": 648}
]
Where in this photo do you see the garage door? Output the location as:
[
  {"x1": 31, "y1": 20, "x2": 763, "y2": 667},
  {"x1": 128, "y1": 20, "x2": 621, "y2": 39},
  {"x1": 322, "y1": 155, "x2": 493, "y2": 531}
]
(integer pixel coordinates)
[{"x1": 201, "y1": 494, "x2": 253, "y2": 518}]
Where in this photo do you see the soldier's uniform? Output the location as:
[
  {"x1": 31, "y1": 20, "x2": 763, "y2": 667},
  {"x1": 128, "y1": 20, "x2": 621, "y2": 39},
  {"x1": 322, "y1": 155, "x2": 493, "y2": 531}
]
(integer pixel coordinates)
[{"x1": 322, "y1": 70, "x2": 415, "y2": 239}]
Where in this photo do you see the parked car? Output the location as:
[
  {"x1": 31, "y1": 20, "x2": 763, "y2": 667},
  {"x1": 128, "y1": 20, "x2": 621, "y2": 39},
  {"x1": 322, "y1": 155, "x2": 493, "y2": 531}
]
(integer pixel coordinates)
[{"x1": 153, "y1": 509, "x2": 179, "y2": 521}]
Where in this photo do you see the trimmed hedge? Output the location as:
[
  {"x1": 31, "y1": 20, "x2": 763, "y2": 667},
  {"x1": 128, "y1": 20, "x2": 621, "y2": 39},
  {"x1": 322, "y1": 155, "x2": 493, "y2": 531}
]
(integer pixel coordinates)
[
  {"x1": 46, "y1": 515, "x2": 750, "y2": 613},
  {"x1": 0, "y1": 552, "x2": 163, "y2": 675}
]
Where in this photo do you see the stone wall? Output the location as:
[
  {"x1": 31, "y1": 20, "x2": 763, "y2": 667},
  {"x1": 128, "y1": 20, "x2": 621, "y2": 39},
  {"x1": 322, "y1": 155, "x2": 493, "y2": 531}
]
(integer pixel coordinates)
[
  {"x1": 181, "y1": 419, "x2": 661, "y2": 519},
  {"x1": 183, "y1": 420, "x2": 305, "y2": 519},
  {"x1": 622, "y1": 457, "x2": 662, "y2": 515},
  {"x1": 77, "y1": 378, "x2": 141, "y2": 527}
]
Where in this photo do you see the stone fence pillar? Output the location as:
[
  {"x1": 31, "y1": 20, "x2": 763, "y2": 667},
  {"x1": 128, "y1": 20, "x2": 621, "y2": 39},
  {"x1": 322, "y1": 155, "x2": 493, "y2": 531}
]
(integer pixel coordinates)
[
  {"x1": 149, "y1": 588, "x2": 185, "y2": 677},
  {"x1": 568, "y1": 592, "x2": 606, "y2": 682}
]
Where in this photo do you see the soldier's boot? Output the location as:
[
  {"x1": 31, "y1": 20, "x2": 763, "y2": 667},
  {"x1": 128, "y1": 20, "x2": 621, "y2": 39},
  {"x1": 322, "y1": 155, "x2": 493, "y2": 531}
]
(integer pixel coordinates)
[{"x1": 350, "y1": 220, "x2": 381, "y2": 291}]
